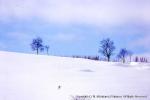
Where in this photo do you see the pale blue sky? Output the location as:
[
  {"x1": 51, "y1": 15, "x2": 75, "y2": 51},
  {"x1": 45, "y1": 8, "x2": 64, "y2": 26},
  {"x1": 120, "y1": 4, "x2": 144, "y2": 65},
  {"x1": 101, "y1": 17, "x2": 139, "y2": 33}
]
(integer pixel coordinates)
[{"x1": 0, "y1": 0, "x2": 150, "y2": 57}]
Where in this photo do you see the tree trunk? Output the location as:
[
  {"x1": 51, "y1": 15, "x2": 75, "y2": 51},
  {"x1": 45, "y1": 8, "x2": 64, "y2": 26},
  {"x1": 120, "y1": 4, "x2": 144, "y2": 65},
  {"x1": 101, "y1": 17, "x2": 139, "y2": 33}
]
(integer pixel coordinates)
[
  {"x1": 123, "y1": 58, "x2": 125, "y2": 63},
  {"x1": 37, "y1": 49, "x2": 39, "y2": 55},
  {"x1": 47, "y1": 49, "x2": 49, "y2": 55},
  {"x1": 107, "y1": 56, "x2": 110, "y2": 62}
]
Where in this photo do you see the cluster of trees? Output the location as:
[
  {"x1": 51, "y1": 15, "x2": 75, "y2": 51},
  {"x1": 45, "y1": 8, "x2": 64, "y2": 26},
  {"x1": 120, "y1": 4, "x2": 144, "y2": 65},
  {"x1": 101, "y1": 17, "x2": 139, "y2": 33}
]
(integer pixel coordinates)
[
  {"x1": 31, "y1": 37, "x2": 148, "y2": 63},
  {"x1": 31, "y1": 37, "x2": 50, "y2": 55},
  {"x1": 72, "y1": 56, "x2": 99, "y2": 61},
  {"x1": 99, "y1": 38, "x2": 133, "y2": 63},
  {"x1": 135, "y1": 56, "x2": 148, "y2": 63}
]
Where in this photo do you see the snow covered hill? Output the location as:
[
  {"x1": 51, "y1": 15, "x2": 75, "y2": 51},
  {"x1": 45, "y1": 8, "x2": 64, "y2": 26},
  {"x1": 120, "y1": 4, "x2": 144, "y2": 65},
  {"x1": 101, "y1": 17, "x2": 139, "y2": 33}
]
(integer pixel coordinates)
[{"x1": 0, "y1": 51, "x2": 150, "y2": 100}]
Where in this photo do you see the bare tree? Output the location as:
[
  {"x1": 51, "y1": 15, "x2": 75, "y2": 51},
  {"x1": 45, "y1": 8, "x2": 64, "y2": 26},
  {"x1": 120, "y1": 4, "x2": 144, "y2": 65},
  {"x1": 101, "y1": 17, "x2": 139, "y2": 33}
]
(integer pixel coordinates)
[
  {"x1": 135, "y1": 56, "x2": 139, "y2": 62},
  {"x1": 45, "y1": 45, "x2": 50, "y2": 55},
  {"x1": 139, "y1": 57, "x2": 148, "y2": 63},
  {"x1": 117, "y1": 48, "x2": 129, "y2": 63},
  {"x1": 31, "y1": 37, "x2": 44, "y2": 55},
  {"x1": 99, "y1": 38, "x2": 115, "y2": 62}
]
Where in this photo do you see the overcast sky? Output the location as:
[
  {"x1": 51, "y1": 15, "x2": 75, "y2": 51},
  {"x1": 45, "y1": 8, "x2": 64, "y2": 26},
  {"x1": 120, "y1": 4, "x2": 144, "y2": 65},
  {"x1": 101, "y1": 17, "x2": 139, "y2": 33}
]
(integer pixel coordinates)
[{"x1": 0, "y1": 0, "x2": 150, "y2": 57}]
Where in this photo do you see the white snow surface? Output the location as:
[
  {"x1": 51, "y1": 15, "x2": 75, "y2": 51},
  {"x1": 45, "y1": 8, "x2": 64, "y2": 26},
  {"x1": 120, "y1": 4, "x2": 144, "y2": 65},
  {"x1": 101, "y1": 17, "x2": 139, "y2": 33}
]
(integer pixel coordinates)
[{"x1": 0, "y1": 51, "x2": 150, "y2": 100}]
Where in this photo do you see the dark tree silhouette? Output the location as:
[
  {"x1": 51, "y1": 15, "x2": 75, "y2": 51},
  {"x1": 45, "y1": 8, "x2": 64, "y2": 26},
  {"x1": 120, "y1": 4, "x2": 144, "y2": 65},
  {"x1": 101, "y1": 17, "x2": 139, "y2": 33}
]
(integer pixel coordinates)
[
  {"x1": 99, "y1": 38, "x2": 115, "y2": 62},
  {"x1": 135, "y1": 56, "x2": 139, "y2": 62},
  {"x1": 31, "y1": 37, "x2": 44, "y2": 55},
  {"x1": 45, "y1": 45, "x2": 50, "y2": 55},
  {"x1": 117, "y1": 48, "x2": 129, "y2": 63}
]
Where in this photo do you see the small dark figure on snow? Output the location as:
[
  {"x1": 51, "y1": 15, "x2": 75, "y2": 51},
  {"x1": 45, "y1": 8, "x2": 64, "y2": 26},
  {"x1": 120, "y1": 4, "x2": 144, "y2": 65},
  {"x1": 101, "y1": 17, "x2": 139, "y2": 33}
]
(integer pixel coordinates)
[{"x1": 58, "y1": 85, "x2": 61, "y2": 90}]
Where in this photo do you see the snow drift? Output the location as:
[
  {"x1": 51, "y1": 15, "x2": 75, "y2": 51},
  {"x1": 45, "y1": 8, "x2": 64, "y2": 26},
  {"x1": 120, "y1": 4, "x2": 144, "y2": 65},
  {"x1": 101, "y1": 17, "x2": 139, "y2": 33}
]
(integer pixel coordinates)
[{"x1": 0, "y1": 51, "x2": 150, "y2": 100}]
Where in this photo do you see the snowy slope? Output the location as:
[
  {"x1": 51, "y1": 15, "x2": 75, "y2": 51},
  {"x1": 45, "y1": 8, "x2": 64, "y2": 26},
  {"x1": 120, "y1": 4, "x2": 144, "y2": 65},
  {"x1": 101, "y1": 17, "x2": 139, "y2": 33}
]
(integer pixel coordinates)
[{"x1": 0, "y1": 51, "x2": 150, "y2": 100}]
